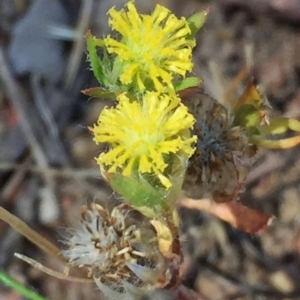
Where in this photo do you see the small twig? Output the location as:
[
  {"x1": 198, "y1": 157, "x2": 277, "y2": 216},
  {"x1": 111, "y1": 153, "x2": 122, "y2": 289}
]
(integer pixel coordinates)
[
  {"x1": 0, "y1": 48, "x2": 57, "y2": 208},
  {"x1": 0, "y1": 206, "x2": 63, "y2": 262},
  {"x1": 0, "y1": 161, "x2": 109, "y2": 200},
  {"x1": 14, "y1": 253, "x2": 93, "y2": 283},
  {"x1": 1, "y1": 156, "x2": 32, "y2": 202},
  {"x1": 0, "y1": 162, "x2": 101, "y2": 179},
  {"x1": 0, "y1": 49, "x2": 48, "y2": 168},
  {"x1": 209, "y1": 61, "x2": 225, "y2": 103},
  {"x1": 64, "y1": 0, "x2": 94, "y2": 90},
  {"x1": 213, "y1": 43, "x2": 254, "y2": 105},
  {"x1": 30, "y1": 74, "x2": 64, "y2": 154},
  {"x1": 245, "y1": 152, "x2": 287, "y2": 185},
  {"x1": 222, "y1": 63, "x2": 249, "y2": 104}
]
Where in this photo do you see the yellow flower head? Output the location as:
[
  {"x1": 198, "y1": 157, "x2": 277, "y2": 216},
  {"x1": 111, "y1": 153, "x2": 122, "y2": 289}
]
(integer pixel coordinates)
[
  {"x1": 92, "y1": 92, "x2": 196, "y2": 188},
  {"x1": 104, "y1": 1, "x2": 195, "y2": 93}
]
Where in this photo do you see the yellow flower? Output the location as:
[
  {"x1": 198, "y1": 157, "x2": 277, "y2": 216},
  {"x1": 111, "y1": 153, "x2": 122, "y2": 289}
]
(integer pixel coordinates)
[
  {"x1": 104, "y1": 1, "x2": 195, "y2": 93},
  {"x1": 92, "y1": 92, "x2": 196, "y2": 188}
]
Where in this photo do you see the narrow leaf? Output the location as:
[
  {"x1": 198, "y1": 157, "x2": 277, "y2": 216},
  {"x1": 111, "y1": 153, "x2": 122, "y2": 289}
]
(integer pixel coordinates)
[
  {"x1": 187, "y1": 8, "x2": 209, "y2": 37},
  {"x1": 86, "y1": 30, "x2": 107, "y2": 85},
  {"x1": 175, "y1": 77, "x2": 203, "y2": 92},
  {"x1": 81, "y1": 87, "x2": 115, "y2": 99},
  {"x1": 0, "y1": 269, "x2": 48, "y2": 300}
]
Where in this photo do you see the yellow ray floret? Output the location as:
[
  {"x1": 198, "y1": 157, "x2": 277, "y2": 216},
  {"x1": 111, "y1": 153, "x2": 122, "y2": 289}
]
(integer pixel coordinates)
[
  {"x1": 92, "y1": 92, "x2": 197, "y2": 188},
  {"x1": 104, "y1": 1, "x2": 195, "y2": 93}
]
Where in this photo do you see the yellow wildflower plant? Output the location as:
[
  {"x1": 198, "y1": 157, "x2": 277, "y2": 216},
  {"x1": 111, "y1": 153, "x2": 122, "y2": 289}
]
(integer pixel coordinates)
[
  {"x1": 103, "y1": 1, "x2": 195, "y2": 93},
  {"x1": 92, "y1": 92, "x2": 196, "y2": 190}
]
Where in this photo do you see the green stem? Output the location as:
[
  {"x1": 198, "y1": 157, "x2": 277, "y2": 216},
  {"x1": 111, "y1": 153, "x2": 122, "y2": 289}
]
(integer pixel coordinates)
[{"x1": 0, "y1": 269, "x2": 48, "y2": 300}]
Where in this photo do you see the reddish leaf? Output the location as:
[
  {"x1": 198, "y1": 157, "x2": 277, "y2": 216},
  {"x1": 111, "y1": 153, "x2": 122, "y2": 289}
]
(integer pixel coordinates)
[{"x1": 178, "y1": 196, "x2": 273, "y2": 233}]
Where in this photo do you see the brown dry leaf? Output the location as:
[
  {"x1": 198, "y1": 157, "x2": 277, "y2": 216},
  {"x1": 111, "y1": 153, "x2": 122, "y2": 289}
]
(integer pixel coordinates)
[
  {"x1": 232, "y1": 77, "x2": 270, "y2": 114},
  {"x1": 178, "y1": 196, "x2": 273, "y2": 233}
]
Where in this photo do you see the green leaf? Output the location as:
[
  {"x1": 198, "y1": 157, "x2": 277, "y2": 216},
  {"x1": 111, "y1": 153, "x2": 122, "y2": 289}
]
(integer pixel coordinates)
[
  {"x1": 93, "y1": 37, "x2": 105, "y2": 47},
  {"x1": 0, "y1": 269, "x2": 48, "y2": 300},
  {"x1": 233, "y1": 104, "x2": 261, "y2": 129},
  {"x1": 86, "y1": 31, "x2": 107, "y2": 85},
  {"x1": 101, "y1": 48, "x2": 121, "y2": 88},
  {"x1": 175, "y1": 76, "x2": 203, "y2": 92},
  {"x1": 81, "y1": 87, "x2": 115, "y2": 99},
  {"x1": 106, "y1": 172, "x2": 168, "y2": 207},
  {"x1": 187, "y1": 8, "x2": 209, "y2": 37}
]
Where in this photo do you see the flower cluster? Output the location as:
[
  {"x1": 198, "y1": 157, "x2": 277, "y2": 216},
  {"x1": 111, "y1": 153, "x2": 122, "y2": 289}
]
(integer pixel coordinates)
[
  {"x1": 62, "y1": 2, "x2": 300, "y2": 299},
  {"x1": 83, "y1": 0, "x2": 207, "y2": 203},
  {"x1": 73, "y1": 3, "x2": 206, "y2": 297}
]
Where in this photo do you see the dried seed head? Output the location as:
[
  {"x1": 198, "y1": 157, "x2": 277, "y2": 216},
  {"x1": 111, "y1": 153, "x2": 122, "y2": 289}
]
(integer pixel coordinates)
[
  {"x1": 181, "y1": 88, "x2": 256, "y2": 202},
  {"x1": 63, "y1": 203, "x2": 177, "y2": 299}
]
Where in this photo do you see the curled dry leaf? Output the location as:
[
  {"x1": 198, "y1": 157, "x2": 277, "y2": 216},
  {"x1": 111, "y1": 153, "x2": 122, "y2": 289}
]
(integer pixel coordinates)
[{"x1": 178, "y1": 196, "x2": 273, "y2": 233}]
